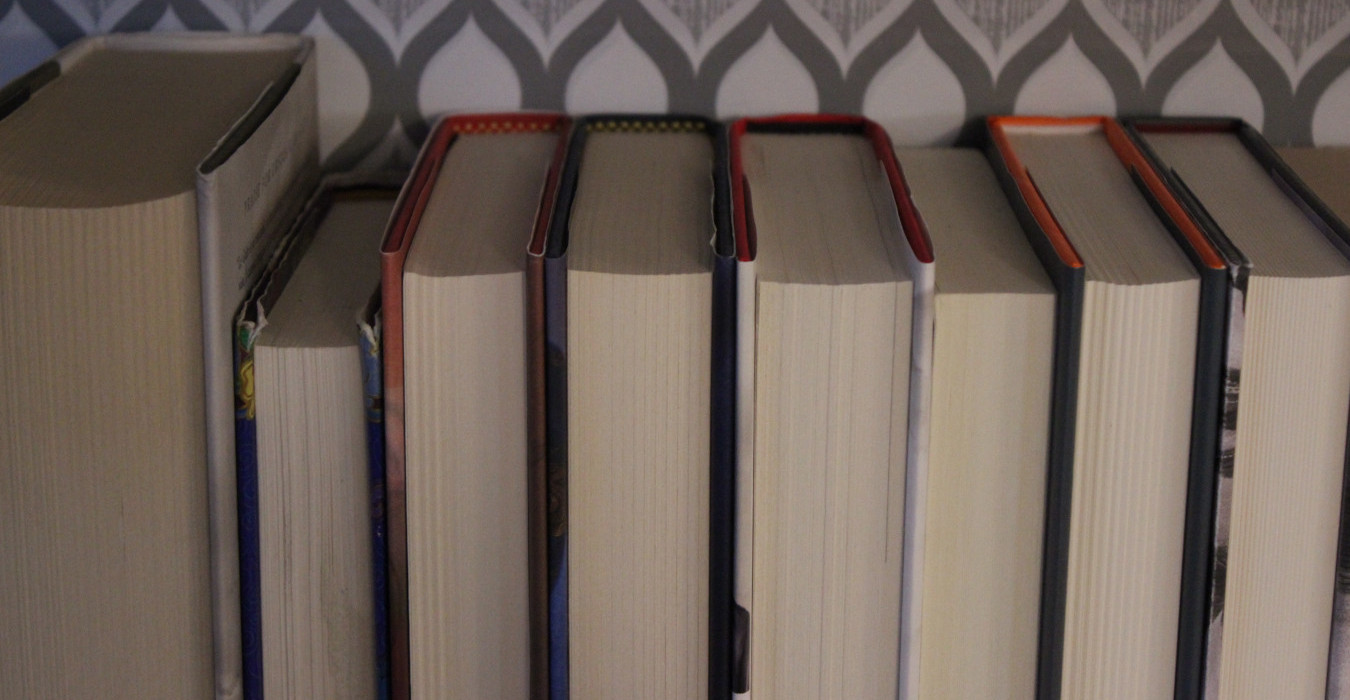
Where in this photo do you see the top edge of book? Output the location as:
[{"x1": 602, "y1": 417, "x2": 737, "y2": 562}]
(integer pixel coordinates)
[
  {"x1": 737, "y1": 130, "x2": 909, "y2": 286},
  {"x1": 545, "y1": 114, "x2": 731, "y2": 266},
  {"x1": 240, "y1": 173, "x2": 402, "y2": 348},
  {"x1": 1278, "y1": 146, "x2": 1350, "y2": 233},
  {"x1": 565, "y1": 129, "x2": 714, "y2": 275},
  {"x1": 729, "y1": 114, "x2": 933, "y2": 268},
  {"x1": 1127, "y1": 117, "x2": 1350, "y2": 279},
  {"x1": 896, "y1": 147, "x2": 1053, "y2": 297},
  {"x1": 257, "y1": 186, "x2": 398, "y2": 349},
  {"x1": 404, "y1": 130, "x2": 562, "y2": 278},
  {"x1": 0, "y1": 32, "x2": 313, "y2": 209},
  {"x1": 379, "y1": 113, "x2": 570, "y2": 268},
  {"x1": 987, "y1": 116, "x2": 1209, "y2": 286}
]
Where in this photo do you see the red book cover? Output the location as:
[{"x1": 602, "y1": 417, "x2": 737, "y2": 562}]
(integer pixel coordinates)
[{"x1": 379, "y1": 113, "x2": 569, "y2": 700}]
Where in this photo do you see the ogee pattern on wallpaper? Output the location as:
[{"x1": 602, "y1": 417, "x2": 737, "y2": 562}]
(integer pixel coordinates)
[{"x1": 2, "y1": 0, "x2": 1350, "y2": 169}]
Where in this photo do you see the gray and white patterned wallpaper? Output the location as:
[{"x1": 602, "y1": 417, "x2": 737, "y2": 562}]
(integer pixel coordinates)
[{"x1": 3, "y1": 0, "x2": 1350, "y2": 170}]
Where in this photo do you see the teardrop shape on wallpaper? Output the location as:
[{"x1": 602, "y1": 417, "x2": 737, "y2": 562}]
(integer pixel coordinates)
[
  {"x1": 714, "y1": 27, "x2": 818, "y2": 120},
  {"x1": 419, "y1": 18, "x2": 522, "y2": 116},
  {"x1": 862, "y1": 32, "x2": 965, "y2": 145},
  {"x1": 152, "y1": 5, "x2": 187, "y2": 30},
  {"x1": 1312, "y1": 67, "x2": 1350, "y2": 145},
  {"x1": 1013, "y1": 37, "x2": 1116, "y2": 116},
  {"x1": 1162, "y1": 41, "x2": 1263, "y2": 131},
  {"x1": 565, "y1": 22, "x2": 668, "y2": 115},
  {"x1": 783, "y1": 0, "x2": 914, "y2": 73},
  {"x1": 1231, "y1": 0, "x2": 1350, "y2": 89},
  {"x1": 305, "y1": 13, "x2": 372, "y2": 161},
  {"x1": 0, "y1": 3, "x2": 57, "y2": 85},
  {"x1": 637, "y1": 0, "x2": 758, "y2": 70},
  {"x1": 50, "y1": 0, "x2": 142, "y2": 33},
  {"x1": 1080, "y1": 0, "x2": 1219, "y2": 82}
]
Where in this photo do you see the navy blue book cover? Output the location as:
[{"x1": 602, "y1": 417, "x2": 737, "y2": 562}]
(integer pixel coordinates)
[
  {"x1": 234, "y1": 177, "x2": 400, "y2": 700},
  {"x1": 708, "y1": 123, "x2": 736, "y2": 700},
  {"x1": 542, "y1": 114, "x2": 732, "y2": 699},
  {"x1": 359, "y1": 305, "x2": 390, "y2": 700},
  {"x1": 233, "y1": 331, "x2": 263, "y2": 700}
]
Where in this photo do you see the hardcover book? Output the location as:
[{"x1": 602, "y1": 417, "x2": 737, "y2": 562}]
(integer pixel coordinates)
[
  {"x1": 0, "y1": 32, "x2": 316, "y2": 699},
  {"x1": 380, "y1": 113, "x2": 569, "y2": 699},
  {"x1": 1129, "y1": 118, "x2": 1350, "y2": 700},
  {"x1": 234, "y1": 175, "x2": 400, "y2": 699},
  {"x1": 985, "y1": 115, "x2": 1226, "y2": 700},
  {"x1": 893, "y1": 146, "x2": 1055, "y2": 699},
  {"x1": 1274, "y1": 144, "x2": 1350, "y2": 700},
  {"x1": 543, "y1": 114, "x2": 730, "y2": 699},
  {"x1": 728, "y1": 114, "x2": 934, "y2": 700}
]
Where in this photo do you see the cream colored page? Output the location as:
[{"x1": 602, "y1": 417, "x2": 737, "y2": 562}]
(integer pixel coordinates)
[
  {"x1": 404, "y1": 272, "x2": 530, "y2": 697},
  {"x1": 568, "y1": 271, "x2": 712, "y2": 698},
  {"x1": 750, "y1": 280, "x2": 910, "y2": 700},
  {"x1": 0, "y1": 198, "x2": 213, "y2": 697},
  {"x1": 255, "y1": 345, "x2": 373, "y2": 699},
  {"x1": 919, "y1": 294, "x2": 1053, "y2": 699},
  {"x1": 1060, "y1": 281, "x2": 1198, "y2": 699},
  {"x1": 565, "y1": 129, "x2": 714, "y2": 698},
  {"x1": 1218, "y1": 276, "x2": 1350, "y2": 700}
]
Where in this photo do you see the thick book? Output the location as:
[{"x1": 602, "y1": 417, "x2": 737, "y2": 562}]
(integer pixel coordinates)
[
  {"x1": 0, "y1": 33, "x2": 315, "y2": 698},
  {"x1": 380, "y1": 113, "x2": 569, "y2": 700},
  {"x1": 234, "y1": 175, "x2": 400, "y2": 699},
  {"x1": 892, "y1": 146, "x2": 1056, "y2": 699},
  {"x1": 1124, "y1": 118, "x2": 1254, "y2": 700},
  {"x1": 1128, "y1": 118, "x2": 1350, "y2": 700},
  {"x1": 543, "y1": 114, "x2": 731, "y2": 699},
  {"x1": 1275, "y1": 144, "x2": 1350, "y2": 700},
  {"x1": 985, "y1": 116, "x2": 1226, "y2": 700},
  {"x1": 728, "y1": 114, "x2": 934, "y2": 699}
]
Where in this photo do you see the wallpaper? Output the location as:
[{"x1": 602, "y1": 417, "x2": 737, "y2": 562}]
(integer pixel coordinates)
[{"x1": 3, "y1": 0, "x2": 1350, "y2": 169}]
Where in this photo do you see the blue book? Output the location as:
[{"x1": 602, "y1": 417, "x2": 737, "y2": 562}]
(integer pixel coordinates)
[{"x1": 234, "y1": 176, "x2": 400, "y2": 698}]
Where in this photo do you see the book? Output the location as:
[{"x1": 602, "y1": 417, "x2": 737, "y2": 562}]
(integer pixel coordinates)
[
  {"x1": 1275, "y1": 143, "x2": 1350, "y2": 700},
  {"x1": 543, "y1": 115, "x2": 727, "y2": 699},
  {"x1": 892, "y1": 146, "x2": 1055, "y2": 699},
  {"x1": 728, "y1": 114, "x2": 933, "y2": 699},
  {"x1": 234, "y1": 175, "x2": 399, "y2": 698},
  {"x1": 1130, "y1": 120, "x2": 1350, "y2": 700},
  {"x1": 986, "y1": 116, "x2": 1224, "y2": 699},
  {"x1": 380, "y1": 113, "x2": 569, "y2": 699},
  {"x1": 1122, "y1": 119, "x2": 1253, "y2": 700},
  {"x1": 0, "y1": 32, "x2": 316, "y2": 698}
]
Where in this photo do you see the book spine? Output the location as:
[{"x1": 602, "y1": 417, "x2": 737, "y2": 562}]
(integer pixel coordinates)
[
  {"x1": 360, "y1": 322, "x2": 391, "y2": 700},
  {"x1": 233, "y1": 322, "x2": 263, "y2": 700},
  {"x1": 544, "y1": 253, "x2": 570, "y2": 700}
]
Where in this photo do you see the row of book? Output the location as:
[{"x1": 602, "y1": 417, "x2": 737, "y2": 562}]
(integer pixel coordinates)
[{"x1": 5, "y1": 31, "x2": 1350, "y2": 700}]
